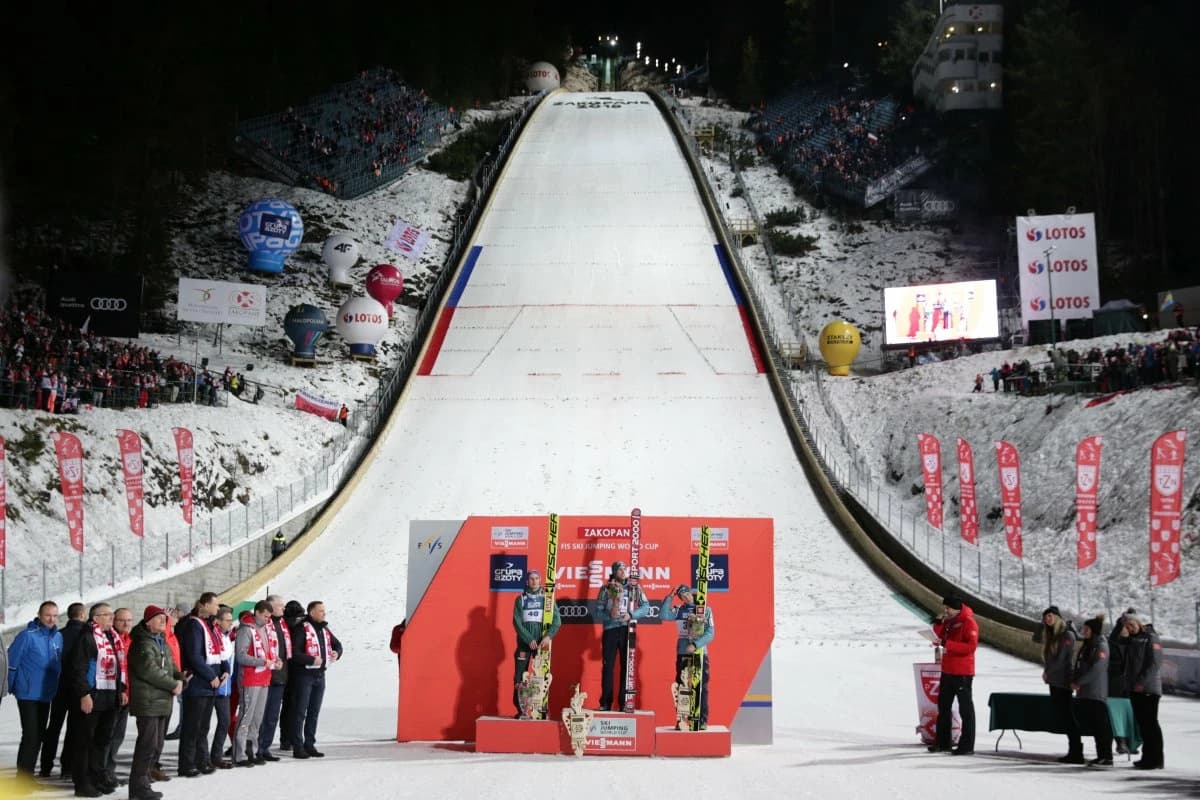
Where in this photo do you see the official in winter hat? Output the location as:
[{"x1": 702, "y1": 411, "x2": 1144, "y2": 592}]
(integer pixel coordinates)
[
  {"x1": 941, "y1": 595, "x2": 962, "y2": 611},
  {"x1": 610, "y1": 560, "x2": 626, "y2": 578},
  {"x1": 1083, "y1": 615, "x2": 1106, "y2": 638},
  {"x1": 1041, "y1": 605, "x2": 1062, "y2": 620},
  {"x1": 143, "y1": 605, "x2": 168, "y2": 622}
]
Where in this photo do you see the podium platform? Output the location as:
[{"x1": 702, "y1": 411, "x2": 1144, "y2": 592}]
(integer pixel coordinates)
[
  {"x1": 474, "y1": 713, "x2": 730, "y2": 757},
  {"x1": 655, "y1": 725, "x2": 732, "y2": 757}
]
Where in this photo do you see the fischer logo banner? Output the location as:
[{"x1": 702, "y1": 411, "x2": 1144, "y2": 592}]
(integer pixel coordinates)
[
  {"x1": 53, "y1": 432, "x2": 86, "y2": 553},
  {"x1": 0, "y1": 437, "x2": 6, "y2": 568},
  {"x1": 171, "y1": 427, "x2": 194, "y2": 525},
  {"x1": 917, "y1": 434, "x2": 944, "y2": 530},
  {"x1": 1149, "y1": 430, "x2": 1187, "y2": 586},
  {"x1": 1015, "y1": 213, "x2": 1100, "y2": 326},
  {"x1": 116, "y1": 429, "x2": 145, "y2": 538},
  {"x1": 1075, "y1": 436, "x2": 1103, "y2": 569},
  {"x1": 995, "y1": 440, "x2": 1023, "y2": 558},
  {"x1": 956, "y1": 438, "x2": 978, "y2": 545}
]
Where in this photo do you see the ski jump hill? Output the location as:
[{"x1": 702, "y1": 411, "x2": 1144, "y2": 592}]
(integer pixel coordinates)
[{"x1": 229, "y1": 90, "x2": 1042, "y2": 745}]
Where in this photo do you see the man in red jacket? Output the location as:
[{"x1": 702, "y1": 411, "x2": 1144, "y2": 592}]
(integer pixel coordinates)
[{"x1": 929, "y1": 595, "x2": 978, "y2": 755}]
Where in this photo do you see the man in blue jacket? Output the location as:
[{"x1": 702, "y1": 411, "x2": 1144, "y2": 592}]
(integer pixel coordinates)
[
  {"x1": 176, "y1": 592, "x2": 228, "y2": 777},
  {"x1": 594, "y1": 560, "x2": 649, "y2": 711},
  {"x1": 7, "y1": 601, "x2": 63, "y2": 774}
]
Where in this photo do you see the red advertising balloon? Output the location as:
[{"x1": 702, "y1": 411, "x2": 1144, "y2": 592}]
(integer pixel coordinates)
[{"x1": 366, "y1": 264, "x2": 404, "y2": 319}]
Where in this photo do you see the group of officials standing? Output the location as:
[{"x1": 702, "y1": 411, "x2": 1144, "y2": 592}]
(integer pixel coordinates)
[
  {"x1": 928, "y1": 596, "x2": 1166, "y2": 770},
  {"x1": 511, "y1": 559, "x2": 715, "y2": 725},
  {"x1": 5, "y1": 593, "x2": 342, "y2": 799}
]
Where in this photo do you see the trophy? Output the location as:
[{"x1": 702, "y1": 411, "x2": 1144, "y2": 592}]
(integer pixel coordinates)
[
  {"x1": 671, "y1": 661, "x2": 694, "y2": 730},
  {"x1": 561, "y1": 684, "x2": 595, "y2": 756},
  {"x1": 518, "y1": 647, "x2": 553, "y2": 720}
]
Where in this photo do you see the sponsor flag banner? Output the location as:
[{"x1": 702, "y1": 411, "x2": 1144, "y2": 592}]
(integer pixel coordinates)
[
  {"x1": 1149, "y1": 430, "x2": 1187, "y2": 587},
  {"x1": 995, "y1": 440, "x2": 1023, "y2": 558},
  {"x1": 1015, "y1": 213, "x2": 1101, "y2": 327},
  {"x1": 956, "y1": 438, "x2": 978, "y2": 545},
  {"x1": 176, "y1": 278, "x2": 267, "y2": 326},
  {"x1": 917, "y1": 434, "x2": 944, "y2": 530},
  {"x1": 116, "y1": 429, "x2": 145, "y2": 538},
  {"x1": 1075, "y1": 436, "x2": 1103, "y2": 569},
  {"x1": 913, "y1": 662, "x2": 960, "y2": 745},
  {"x1": 53, "y1": 432, "x2": 86, "y2": 553},
  {"x1": 172, "y1": 427, "x2": 194, "y2": 525},
  {"x1": 385, "y1": 218, "x2": 433, "y2": 262},
  {"x1": 0, "y1": 437, "x2": 6, "y2": 568},
  {"x1": 294, "y1": 390, "x2": 340, "y2": 421}
]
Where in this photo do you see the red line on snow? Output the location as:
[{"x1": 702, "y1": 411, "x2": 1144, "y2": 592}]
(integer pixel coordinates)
[
  {"x1": 737, "y1": 306, "x2": 767, "y2": 374},
  {"x1": 417, "y1": 307, "x2": 456, "y2": 376}
]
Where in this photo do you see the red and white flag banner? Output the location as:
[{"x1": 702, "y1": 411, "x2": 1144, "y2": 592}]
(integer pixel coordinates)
[
  {"x1": 1149, "y1": 430, "x2": 1187, "y2": 587},
  {"x1": 1075, "y1": 435, "x2": 1103, "y2": 570},
  {"x1": 117, "y1": 429, "x2": 145, "y2": 538},
  {"x1": 172, "y1": 427, "x2": 195, "y2": 526},
  {"x1": 917, "y1": 433, "x2": 944, "y2": 531},
  {"x1": 53, "y1": 431, "x2": 86, "y2": 553},
  {"x1": 956, "y1": 438, "x2": 978, "y2": 545},
  {"x1": 994, "y1": 440, "x2": 1023, "y2": 559},
  {"x1": 0, "y1": 436, "x2": 7, "y2": 568},
  {"x1": 294, "y1": 390, "x2": 340, "y2": 421}
]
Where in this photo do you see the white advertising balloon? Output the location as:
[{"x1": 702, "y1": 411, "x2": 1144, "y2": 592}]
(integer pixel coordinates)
[
  {"x1": 323, "y1": 233, "x2": 359, "y2": 287},
  {"x1": 335, "y1": 296, "x2": 388, "y2": 357}
]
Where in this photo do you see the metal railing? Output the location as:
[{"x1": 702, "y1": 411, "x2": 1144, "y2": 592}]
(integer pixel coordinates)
[
  {"x1": 0, "y1": 94, "x2": 544, "y2": 626},
  {"x1": 661, "y1": 93, "x2": 1199, "y2": 644}
]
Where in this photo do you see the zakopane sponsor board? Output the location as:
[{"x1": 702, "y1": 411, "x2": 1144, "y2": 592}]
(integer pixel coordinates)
[
  {"x1": 397, "y1": 514, "x2": 774, "y2": 743},
  {"x1": 176, "y1": 278, "x2": 267, "y2": 326},
  {"x1": 1016, "y1": 213, "x2": 1101, "y2": 326}
]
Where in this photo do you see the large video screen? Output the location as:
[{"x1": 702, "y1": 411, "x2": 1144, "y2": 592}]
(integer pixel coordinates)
[{"x1": 883, "y1": 279, "x2": 999, "y2": 347}]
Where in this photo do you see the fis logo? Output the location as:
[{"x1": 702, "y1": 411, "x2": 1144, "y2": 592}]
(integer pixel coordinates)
[
  {"x1": 417, "y1": 535, "x2": 443, "y2": 554},
  {"x1": 1027, "y1": 260, "x2": 1045, "y2": 274},
  {"x1": 1029, "y1": 298, "x2": 1047, "y2": 312}
]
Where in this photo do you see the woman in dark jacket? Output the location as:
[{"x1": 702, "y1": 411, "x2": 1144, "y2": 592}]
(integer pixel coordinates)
[
  {"x1": 1040, "y1": 606, "x2": 1082, "y2": 763},
  {"x1": 1071, "y1": 615, "x2": 1112, "y2": 766},
  {"x1": 1123, "y1": 615, "x2": 1164, "y2": 770},
  {"x1": 1107, "y1": 608, "x2": 1135, "y2": 754}
]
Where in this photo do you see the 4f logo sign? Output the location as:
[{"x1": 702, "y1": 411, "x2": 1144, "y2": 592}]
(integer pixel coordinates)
[{"x1": 334, "y1": 242, "x2": 354, "y2": 253}]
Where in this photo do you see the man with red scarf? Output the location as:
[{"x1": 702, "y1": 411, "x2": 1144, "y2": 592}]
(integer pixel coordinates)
[
  {"x1": 256, "y1": 595, "x2": 291, "y2": 761},
  {"x1": 102, "y1": 608, "x2": 133, "y2": 787},
  {"x1": 176, "y1": 592, "x2": 228, "y2": 777},
  {"x1": 64, "y1": 603, "x2": 124, "y2": 797},
  {"x1": 288, "y1": 601, "x2": 342, "y2": 759}
]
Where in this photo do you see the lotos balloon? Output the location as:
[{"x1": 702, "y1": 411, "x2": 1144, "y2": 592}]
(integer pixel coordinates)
[
  {"x1": 335, "y1": 296, "x2": 388, "y2": 358},
  {"x1": 818, "y1": 320, "x2": 862, "y2": 376},
  {"x1": 323, "y1": 233, "x2": 359, "y2": 287},
  {"x1": 365, "y1": 264, "x2": 403, "y2": 319},
  {"x1": 283, "y1": 304, "x2": 329, "y2": 360},
  {"x1": 239, "y1": 199, "x2": 304, "y2": 274}
]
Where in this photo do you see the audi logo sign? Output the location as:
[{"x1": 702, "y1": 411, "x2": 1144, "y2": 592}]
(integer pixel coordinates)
[
  {"x1": 90, "y1": 297, "x2": 128, "y2": 311},
  {"x1": 47, "y1": 271, "x2": 143, "y2": 338}
]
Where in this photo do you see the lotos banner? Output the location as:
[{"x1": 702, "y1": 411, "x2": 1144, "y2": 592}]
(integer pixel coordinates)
[
  {"x1": 956, "y1": 438, "x2": 978, "y2": 545},
  {"x1": 1149, "y1": 430, "x2": 1187, "y2": 587},
  {"x1": 1015, "y1": 213, "x2": 1101, "y2": 326},
  {"x1": 995, "y1": 440, "x2": 1023, "y2": 558},
  {"x1": 52, "y1": 432, "x2": 86, "y2": 553},
  {"x1": 172, "y1": 427, "x2": 194, "y2": 525},
  {"x1": 1075, "y1": 436, "x2": 1103, "y2": 570},
  {"x1": 116, "y1": 429, "x2": 145, "y2": 538},
  {"x1": 294, "y1": 390, "x2": 340, "y2": 421},
  {"x1": 0, "y1": 436, "x2": 6, "y2": 568},
  {"x1": 917, "y1": 434, "x2": 943, "y2": 530}
]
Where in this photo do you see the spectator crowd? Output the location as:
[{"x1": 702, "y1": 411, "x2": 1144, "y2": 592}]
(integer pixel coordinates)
[{"x1": 4, "y1": 593, "x2": 342, "y2": 799}]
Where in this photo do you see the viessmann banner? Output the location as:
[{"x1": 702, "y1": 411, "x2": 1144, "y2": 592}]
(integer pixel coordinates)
[
  {"x1": 1015, "y1": 213, "x2": 1101, "y2": 327},
  {"x1": 47, "y1": 272, "x2": 144, "y2": 337},
  {"x1": 176, "y1": 278, "x2": 267, "y2": 326}
]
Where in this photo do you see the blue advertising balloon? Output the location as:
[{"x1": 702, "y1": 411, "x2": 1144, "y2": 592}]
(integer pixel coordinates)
[
  {"x1": 283, "y1": 303, "x2": 329, "y2": 359},
  {"x1": 239, "y1": 198, "x2": 304, "y2": 274}
]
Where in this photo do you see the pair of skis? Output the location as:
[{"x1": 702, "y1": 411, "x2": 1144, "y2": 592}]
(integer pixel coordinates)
[
  {"x1": 521, "y1": 513, "x2": 559, "y2": 720},
  {"x1": 621, "y1": 508, "x2": 642, "y2": 713},
  {"x1": 687, "y1": 525, "x2": 711, "y2": 731}
]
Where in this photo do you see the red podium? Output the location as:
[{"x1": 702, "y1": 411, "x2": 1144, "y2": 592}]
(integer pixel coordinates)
[
  {"x1": 475, "y1": 712, "x2": 730, "y2": 757},
  {"x1": 655, "y1": 725, "x2": 732, "y2": 757}
]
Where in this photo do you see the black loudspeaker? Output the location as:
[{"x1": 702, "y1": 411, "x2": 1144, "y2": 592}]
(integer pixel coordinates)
[
  {"x1": 201, "y1": 357, "x2": 209, "y2": 368},
  {"x1": 245, "y1": 364, "x2": 254, "y2": 371}
]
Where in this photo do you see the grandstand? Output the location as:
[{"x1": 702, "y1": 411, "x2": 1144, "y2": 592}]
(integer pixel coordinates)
[
  {"x1": 749, "y1": 85, "x2": 938, "y2": 208},
  {"x1": 231, "y1": 67, "x2": 454, "y2": 200}
]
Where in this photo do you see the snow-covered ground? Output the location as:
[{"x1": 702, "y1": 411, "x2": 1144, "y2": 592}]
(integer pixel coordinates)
[{"x1": 1, "y1": 88, "x2": 1195, "y2": 797}]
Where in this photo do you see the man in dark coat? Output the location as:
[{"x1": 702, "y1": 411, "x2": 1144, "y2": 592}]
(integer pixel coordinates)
[
  {"x1": 257, "y1": 595, "x2": 292, "y2": 761},
  {"x1": 288, "y1": 601, "x2": 343, "y2": 759},
  {"x1": 278, "y1": 599, "x2": 305, "y2": 752},
  {"x1": 128, "y1": 606, "x2": 184, "y2": 800},
  {"x1": 1124, "y1": 615, "x2": 1164, "y2": 770},
  {"x1": 176, "y1": 592, "x2": 227, "y2": 777},
  {"x1": 64, "y1": 603, "x2": 123, "y2": 797},
  {"x1": 41, "y1": 602, "x2": 86, "y2": 778}
]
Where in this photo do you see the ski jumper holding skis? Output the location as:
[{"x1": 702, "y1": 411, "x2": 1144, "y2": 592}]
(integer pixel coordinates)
[
  {"x1": 594, "y1": 560, "x2": 649, "y2": 711},
  {"x1": 662, "y1": 586, "x2": 714, "y2": 728},
  {"x1": 511, "y1": 570, "x2": 560, "y2": 714},
  {"x1": 930, "y1": 595, "x2": 977, "y2": 754}
]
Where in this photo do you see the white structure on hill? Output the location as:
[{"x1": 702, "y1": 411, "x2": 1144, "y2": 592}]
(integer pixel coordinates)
[{"x1": 913, "y1": 2, "x2": 1004, "y2": 112}]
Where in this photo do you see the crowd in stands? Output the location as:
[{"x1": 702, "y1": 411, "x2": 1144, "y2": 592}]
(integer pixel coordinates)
[
  {"x1": 233, "y1": 67, "x2": 454, "y2": 199},
  {"x1": 0, "y1": 305, "x2": 250, "y2": 412},
  {"x1": 749, "y1": 86, "x2": 932, "y2": 201},
  {"x1": 3, "y1": 594, "x2": 342, "y2": 798}
]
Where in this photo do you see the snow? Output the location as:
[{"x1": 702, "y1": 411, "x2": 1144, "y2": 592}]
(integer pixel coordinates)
[{"x1": 1, "y1": 89, "x2": 1196, "y2": 796}]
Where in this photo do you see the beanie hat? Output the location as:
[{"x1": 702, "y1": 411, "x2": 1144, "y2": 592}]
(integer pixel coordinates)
[
  {"x1": 526, "y1": 569, "x2": 542, "y2": 581},
  {"x1": 1083, "y1": 615, "x2": 1105, "y2": 637},
  {"x1": 610, "y1": 560, "x2": 626, "y2": 577},
  {"x1": 143, "y1": 605, "x2": 167, "y2": 622},
  {"x1": 1041, "y1": 605, "x2": 1061, "y2": 619},
  {"x1": 941, "y1": 595, "x2": 962, "y2": 610},
  {"x1": 284, "y1": 600, "x2": 305, "y2": 619}
]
